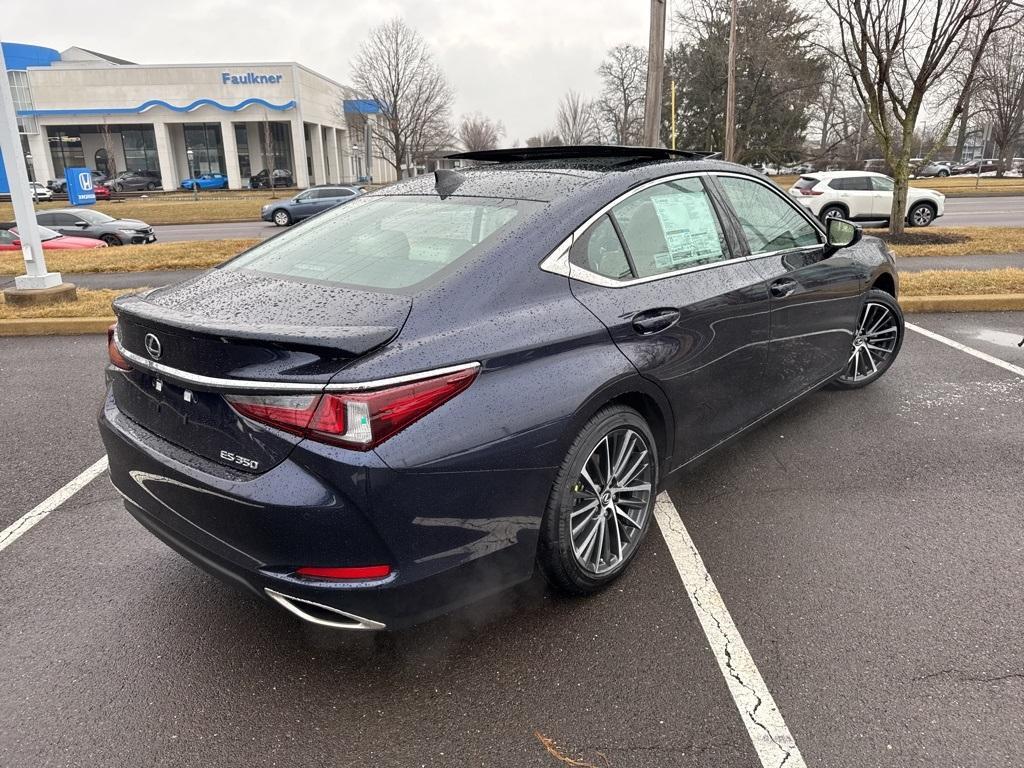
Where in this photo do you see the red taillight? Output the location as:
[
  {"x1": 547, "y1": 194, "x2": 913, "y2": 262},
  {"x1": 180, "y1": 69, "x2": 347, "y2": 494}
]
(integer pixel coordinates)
[
  {"x1": 225, "y1": 366, "x2": 478, "y2": 450},
  {"x1": 295, "y1": 565, "x2": 391, "y2": 580},
  {"x1": 107, "y1": 324, "x2": 132, "y2": 370},
  {"x1": 799, "y1": 187, "x2": 823, "y2": 196}
]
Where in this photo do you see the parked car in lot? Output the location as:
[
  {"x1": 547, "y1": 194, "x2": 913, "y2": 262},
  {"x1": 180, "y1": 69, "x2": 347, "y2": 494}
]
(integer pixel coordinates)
[
  {"x1": 181, "y1": 173, "x2": 229, "y2": 191},
  {"x1": 951, "y1": 158, "x2": 999, "y2": 175},
  {"x1": 47, "y1": 169, "x2": 106, "y2": 193},
  {"x1": 0, "y1": 223, "x2": 107, "y2": 250},
  {"x1": 110, "y1": 169, "x2": 162, "y2": 192},
  {"x1": 29, "y1": 182, "x2": 53, "y2": 201},
  {"x1": 249, "y1": 168, "x2": 294, "y2": 188},
  {"x1": 915, "y1": 160, "x2": 952, "y2": 177},
  {"x1": 93, "y1": 182, "x2": 112, "y2": 200},
  {"x1": 790, "y1": 170, "x2": 945, "y2": 226},
  {"x1": 37, "y1": 208, "x2": 156, "y2": 246},
  {"x1": 261, "y1": 184, "x2": 363, "y2": 226},
  {"x1": 100, "y1": 145, "x2": 903, "y2": 631}
]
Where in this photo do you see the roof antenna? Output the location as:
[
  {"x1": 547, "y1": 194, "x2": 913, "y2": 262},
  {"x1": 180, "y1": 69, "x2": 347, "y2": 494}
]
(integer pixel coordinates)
[{"x1": 434, "y1": 168, "x2": 465, "y2": 199}]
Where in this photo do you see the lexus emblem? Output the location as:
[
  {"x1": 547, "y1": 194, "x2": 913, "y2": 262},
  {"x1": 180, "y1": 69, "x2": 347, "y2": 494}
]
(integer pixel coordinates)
[{"x1": 144, "y1": 333, "x2": 162, "y2": 360}]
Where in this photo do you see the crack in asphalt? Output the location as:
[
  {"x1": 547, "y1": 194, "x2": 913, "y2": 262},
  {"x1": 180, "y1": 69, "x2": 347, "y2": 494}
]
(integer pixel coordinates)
[
  {"x1": 913, "y1": 669, "x2": 1024, "y2": 684},
  {"x1": 688, "y1": 559, "x2": 795, "y2": 768}
]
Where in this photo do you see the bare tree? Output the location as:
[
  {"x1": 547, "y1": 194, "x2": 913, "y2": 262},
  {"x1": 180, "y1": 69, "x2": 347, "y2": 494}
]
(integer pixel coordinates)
[
  {"x1": 100, "y1": 120, "x2": 118, "y2": 180},
  {"x1": 526, "y1": 129, "x2": 563, "y2": 147},
  {"x1": 351, "y1": 18, "x2": 455, "y2": 178},
  {"x1": 596, "y1": 44, "x2": 648, "y2": 144},
  {"x1": 556, "y1": 90, "x2": 601, "y2": 144},
  {"x1": 977, "y1": 27, "x2": 1024, "y2": 176},
  {"x1": 825, "y1": 0, "x2": 1019, "y2": 234},
  {"x1": 458, "y1": 113, "x2": 504, "y2": 151}
]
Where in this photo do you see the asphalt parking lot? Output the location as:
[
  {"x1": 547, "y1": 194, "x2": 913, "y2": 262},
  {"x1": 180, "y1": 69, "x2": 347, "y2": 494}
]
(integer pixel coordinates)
[{"x1": 1, "y1": 312, "x2": 1023, "y2": 767}]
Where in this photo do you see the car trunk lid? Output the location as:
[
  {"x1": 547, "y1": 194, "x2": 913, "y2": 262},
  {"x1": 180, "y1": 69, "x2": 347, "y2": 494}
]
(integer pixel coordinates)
[{"x1": 111, "y1": 268, "x2": 410, "y2": 472}]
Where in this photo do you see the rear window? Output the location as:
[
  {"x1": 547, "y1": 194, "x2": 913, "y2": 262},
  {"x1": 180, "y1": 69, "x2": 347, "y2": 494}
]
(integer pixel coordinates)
[
  {"x1": 794, "y1": 177, "x2": 819, "y2": 190},
  {"x1": 225, "y1": 195, "x2": 540, "y2": 290}
]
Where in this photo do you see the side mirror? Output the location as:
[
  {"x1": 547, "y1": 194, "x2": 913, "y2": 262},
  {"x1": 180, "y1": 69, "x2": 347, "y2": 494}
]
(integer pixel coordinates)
[{"x1": 825, "y1": 217, "x2": 862, "y2": 254}]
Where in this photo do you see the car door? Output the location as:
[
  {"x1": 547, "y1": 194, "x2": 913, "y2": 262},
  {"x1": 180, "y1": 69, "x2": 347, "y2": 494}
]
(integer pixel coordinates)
[
  {"x1": 289, "y1": 190, "x2": 319, "y2": 218},
  {"x1": 869, "y1": 175, "x2": 896, "y2": 216},
  {"x1": 47, "y1": 211, "x2": 86, "y2": 237},
  {"x1": 712, "y1": 173, "x2": 864, "y2": 404},
  {"x1": 564, "y1": 174, "x2": 772, "y2": 467},
  {"x1": 831, "y1": 176, "x2": 877, "y2": 218}
]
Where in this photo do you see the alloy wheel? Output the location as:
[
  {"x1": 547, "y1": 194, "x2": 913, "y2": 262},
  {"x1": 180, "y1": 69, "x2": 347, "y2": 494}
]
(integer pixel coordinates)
[
  {"x1": 910, "y1": 205, "x2": 934, "y2": 226},
  {"x1": 570, "y1": 427, "x2": 653, "y2": 575},
  {"x1": 273, "y1": 210, "x2": 290, "y2": 226},
  {"x1": 839, "y1": 301, "x2": 899, "y2": 384}
]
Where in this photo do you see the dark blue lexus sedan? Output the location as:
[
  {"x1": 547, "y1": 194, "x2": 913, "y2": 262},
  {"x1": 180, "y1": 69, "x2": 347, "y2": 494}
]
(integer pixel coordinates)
[{"x1": 99, "y1": 146, "x2": 902, "y2": 630}]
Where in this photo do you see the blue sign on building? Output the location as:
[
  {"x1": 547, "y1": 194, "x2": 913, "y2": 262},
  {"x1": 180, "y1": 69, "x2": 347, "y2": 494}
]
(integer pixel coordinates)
[{"x1": 65, "y1": 167, "x2": 96, "y2": 206}]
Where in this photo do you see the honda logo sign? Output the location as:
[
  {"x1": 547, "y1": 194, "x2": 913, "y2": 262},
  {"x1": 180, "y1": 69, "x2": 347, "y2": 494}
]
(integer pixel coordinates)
[{"x1": 65, "y1": 166, "x2": 96, "y2": 206}]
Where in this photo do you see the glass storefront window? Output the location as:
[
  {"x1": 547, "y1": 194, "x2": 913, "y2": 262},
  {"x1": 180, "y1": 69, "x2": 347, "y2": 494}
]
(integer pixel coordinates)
[
  {"x1": 183, "y1": 123, "x2": 226, "y2": 176},
  {"x1": 120, "y1": 126, "x2": 158, "y2": 172},
  {"x1": 235, "y1": 123, "x2": 251, "y2": 178}
]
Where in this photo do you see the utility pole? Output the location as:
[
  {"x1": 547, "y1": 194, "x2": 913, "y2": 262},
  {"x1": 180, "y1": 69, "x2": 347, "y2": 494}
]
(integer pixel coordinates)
[
  {"x1": 724, "y1": 0, "x2": 739, "y2": 161},
  {"x1": 670, "y1": 80, "x2": 677, "y2": 150},
  {"x1": 0, "y1": 39, "x2": 67, "y2": 302},
  {"x1": 643, "y1": 0, "x2": 666, "y2": 147}
]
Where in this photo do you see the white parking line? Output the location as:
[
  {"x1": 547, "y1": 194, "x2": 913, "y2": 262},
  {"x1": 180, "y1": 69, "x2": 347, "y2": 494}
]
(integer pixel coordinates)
[
  {"x1": 906, "y1": 322, "x2": 1024, "y2": 377},
  {"x1": 654, "y1": 493, "x2": 807, "y2": 768},
  {"x1": 0, "y1": 456, "x2": 108, "y2": 554}
]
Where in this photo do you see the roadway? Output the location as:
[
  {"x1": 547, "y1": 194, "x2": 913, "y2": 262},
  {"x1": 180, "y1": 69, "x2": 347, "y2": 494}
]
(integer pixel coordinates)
[
  {"x1": 2, "y1": 313, "x2": 1023, "y2": 766},
  {"x1": 148, "y1": 196, "x2": 1024, "y2": 244}
]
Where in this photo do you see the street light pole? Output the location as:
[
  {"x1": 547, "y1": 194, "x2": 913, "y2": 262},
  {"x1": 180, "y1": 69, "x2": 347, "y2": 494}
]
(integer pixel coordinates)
[
  {"x1": 0, "y1": 40, "x2": 60, "y2": 290},
  {"x1": 724, "y1": 0, "x2": 739, "y2": 162}
]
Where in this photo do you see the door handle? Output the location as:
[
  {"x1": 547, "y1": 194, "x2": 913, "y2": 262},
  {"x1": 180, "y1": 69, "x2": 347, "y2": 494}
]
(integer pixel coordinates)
[
  {"x1": 770, "y1": 279, "x2": 798, "y2": 298},
  {"x1": 631, "y1": 308, "x2": 680, "y2": 335}
]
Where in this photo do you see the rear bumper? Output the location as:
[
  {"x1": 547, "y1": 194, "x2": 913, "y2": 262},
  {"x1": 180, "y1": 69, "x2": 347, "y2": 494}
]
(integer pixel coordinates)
[{"x1": 98, "y1": 391, "x2": 548, "y2": 630}]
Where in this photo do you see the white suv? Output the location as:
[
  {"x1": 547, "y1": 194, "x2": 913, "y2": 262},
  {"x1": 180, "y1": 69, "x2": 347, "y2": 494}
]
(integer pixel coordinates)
[{"x1": 789, "y1": 171, "x2": 945, "y2": 227}]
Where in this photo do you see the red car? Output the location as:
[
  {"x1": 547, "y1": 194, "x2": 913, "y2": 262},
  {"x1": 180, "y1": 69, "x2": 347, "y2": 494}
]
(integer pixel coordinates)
[
  {"x1": 93, "y1": 183, "x2": 112, "y2": 200},
  {"x1": 0, "y1": 224, "x2": 107, "y2": 250}
]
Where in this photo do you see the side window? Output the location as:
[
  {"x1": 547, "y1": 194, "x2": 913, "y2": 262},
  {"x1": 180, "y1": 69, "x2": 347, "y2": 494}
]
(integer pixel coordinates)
[
  {"x1": 871, "y1": 176, "x2": 894, "y2": 192},
  {"x1": 0, "y1": 229, "x2": 16, "y2": 245},
  {"x1": 36, "y1": 213, "x2": 55, "y2": 226},
  {"x1": 337, "y1": 188, "x2": 355, "y2": 197},
  {"x1": 717, "y1": 176, "x2": 820, "y2": 254},
  {"x1": 51, "y1": 213, "x2": 81, "y2": 226},
  {"x1": 847, "y1": 176, "x2": 873, "y2": 191},
  {"x1": 829, "y1": 178, "x2": 849, "y2": 191},
  {"x1": 613, "y1": 177, "x2": 729, "y2": 277},
  {"x1": 569, "y1": 214, "x2": 633, "y2": 281}
]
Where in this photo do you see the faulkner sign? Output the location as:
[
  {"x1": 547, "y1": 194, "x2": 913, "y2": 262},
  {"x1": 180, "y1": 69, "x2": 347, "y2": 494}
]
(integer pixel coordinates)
[{"x1": 221, "y1": 72, "x2": 284, "y2": 85}]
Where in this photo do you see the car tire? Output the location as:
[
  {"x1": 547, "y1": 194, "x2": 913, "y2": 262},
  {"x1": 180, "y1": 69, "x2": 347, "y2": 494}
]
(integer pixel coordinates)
[
  {"x1": 100, "y1": 234, "x2": 122, "y2": 246},
  {"x1": 938, "y1": 169, "x2": 949, "y2": 177},
  {"x1": 819, "y1": 204, "x2": 847, "y2": 223},
  {"x1": 907, "y1": 202, "x2": 936, "y2": 227},
  {"x1": 272, "y1": 209, "x2": 292, "y2": 226},
  {"x1": 538, "y1": 405, "x2": 658, "y2": 595},
  {"x1": 828, "y1": 289, "x2": 904, "y2": 390},
  {"x1": 113, "y1": 183, "x2": 123, "y2": 192},
  {"x1": 146, "y1": 182, "x2": 156, "y2": 191}
]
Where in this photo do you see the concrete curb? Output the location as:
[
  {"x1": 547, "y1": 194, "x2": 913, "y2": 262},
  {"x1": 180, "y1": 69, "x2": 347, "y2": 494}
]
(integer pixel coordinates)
[
  {"x1": 0, "y1": 317, "x2": 114, "y2": 336},
  {"x1": 900, "y1": 294, "x2": 1024, "y2": 313},
  {"x1": 1, "y1": 295, "x2": 1023, "y2": 336}
]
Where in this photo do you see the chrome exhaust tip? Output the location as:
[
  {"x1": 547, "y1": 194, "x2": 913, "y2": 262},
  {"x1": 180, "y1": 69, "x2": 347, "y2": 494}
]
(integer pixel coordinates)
[{"x1": 265, "y1": 588, "x2": 386, "y2": 631}]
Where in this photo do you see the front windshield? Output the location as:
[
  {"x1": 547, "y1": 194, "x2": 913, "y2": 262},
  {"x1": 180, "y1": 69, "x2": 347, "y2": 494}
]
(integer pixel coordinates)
[
  {"x1": 75, "y1": 210, "x2": 115, "y2": 224},
  {"x1": 225, "y1": 195, "x2": 540, "y2": 291}
]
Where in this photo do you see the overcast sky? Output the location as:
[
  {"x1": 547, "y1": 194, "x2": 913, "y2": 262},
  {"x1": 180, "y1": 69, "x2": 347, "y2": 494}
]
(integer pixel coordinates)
[{"x1": 4, "y1": 1, "x2": 651, "y2": 144}]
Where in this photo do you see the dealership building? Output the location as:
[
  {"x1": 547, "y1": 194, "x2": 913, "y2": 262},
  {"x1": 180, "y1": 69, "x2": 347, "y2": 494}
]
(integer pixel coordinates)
[{"x1": 1, "y1": 42, "x2": 395, "y2": 192}]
